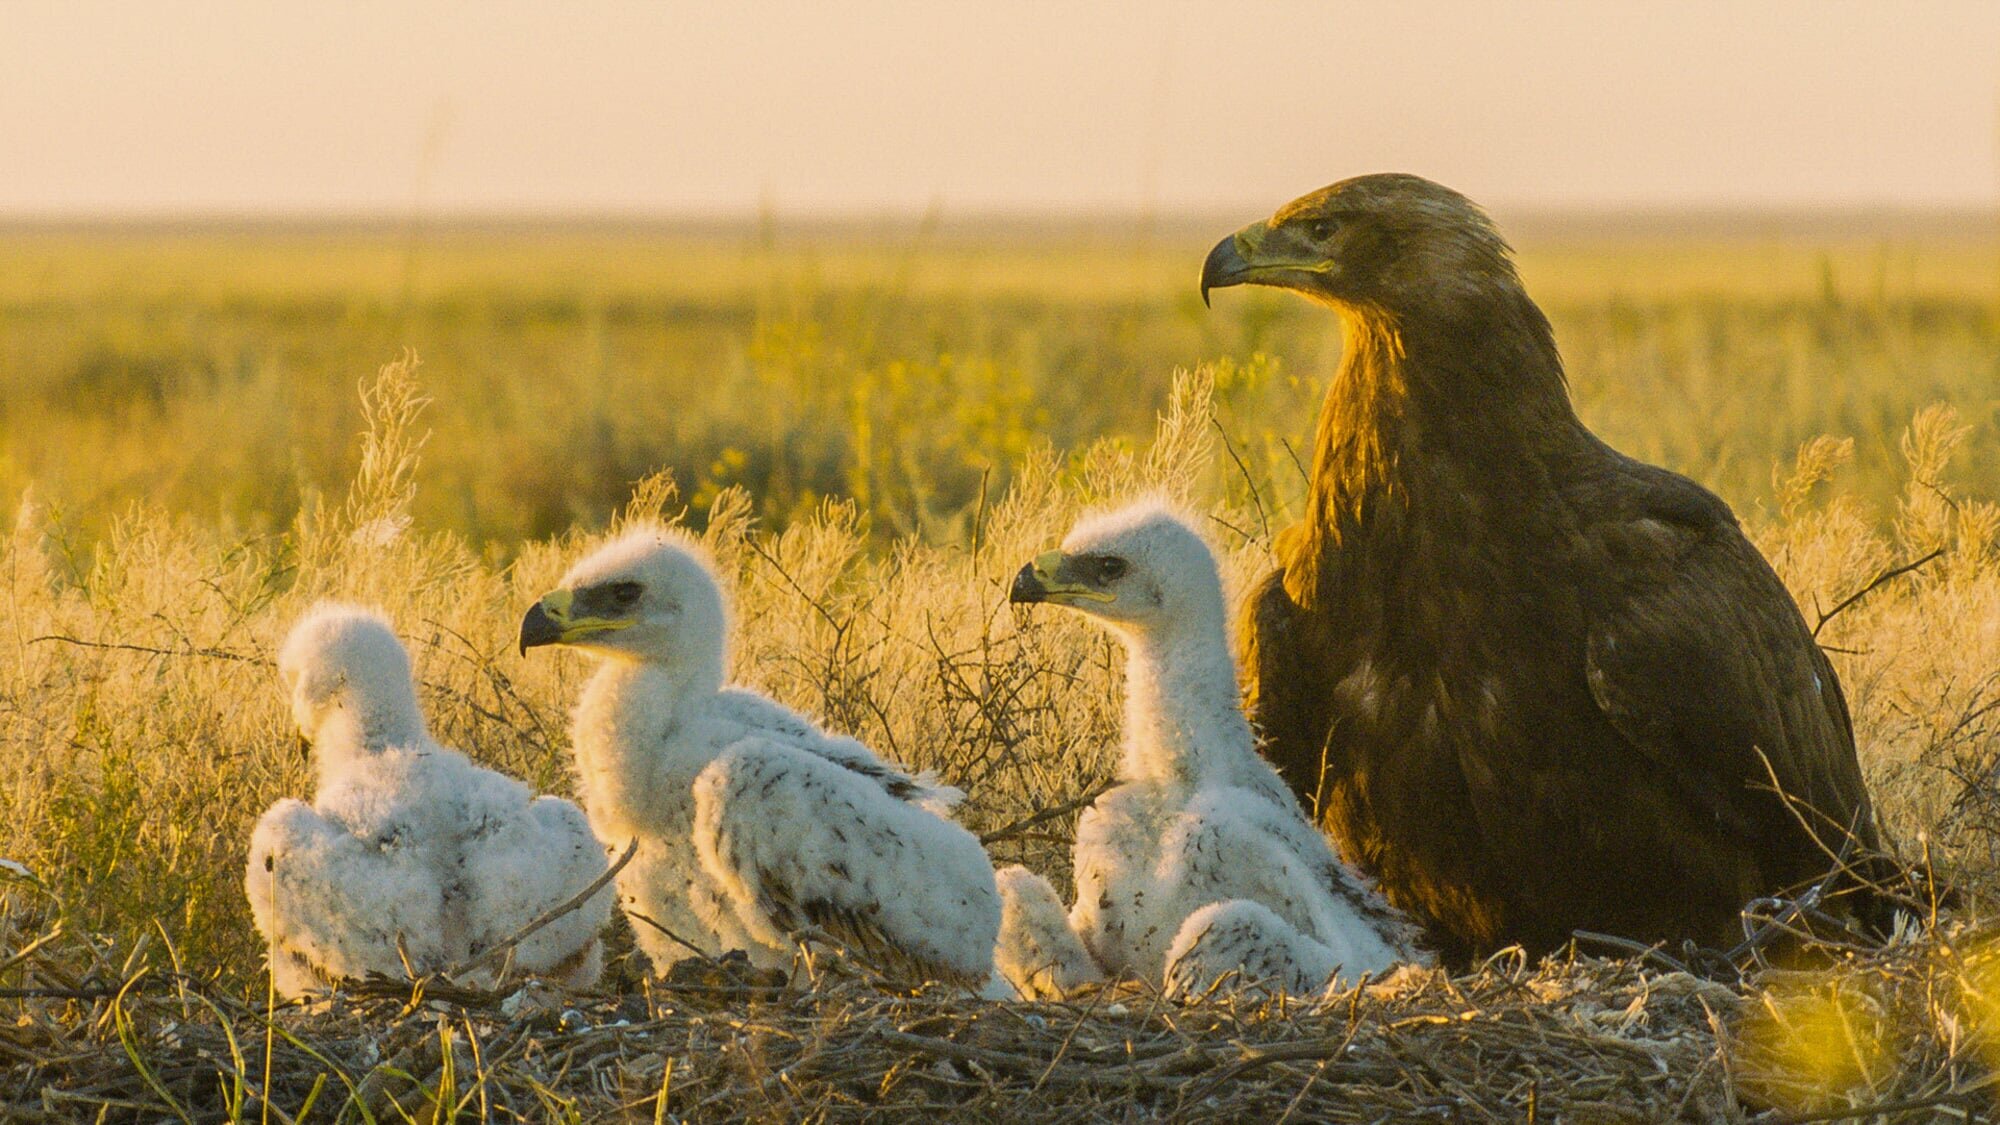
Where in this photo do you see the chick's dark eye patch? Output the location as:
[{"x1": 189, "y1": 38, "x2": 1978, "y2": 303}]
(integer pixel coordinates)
[{"x1": 578, "y1": 582, "x2": 643, "y2": 616}]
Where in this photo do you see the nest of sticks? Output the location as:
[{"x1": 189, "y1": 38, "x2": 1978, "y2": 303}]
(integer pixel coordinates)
[{"x1": 6, "y1": 902, "x2": 1997, "y2": 1125}]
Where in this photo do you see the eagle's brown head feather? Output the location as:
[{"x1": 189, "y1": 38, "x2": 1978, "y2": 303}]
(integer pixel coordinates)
[
  {"x1": 1205, "y1": 173, "x2": 1568, "y2": 580},
  {"x1": 1202, "y1": 173, "x2": 1519, "y2": 316}
]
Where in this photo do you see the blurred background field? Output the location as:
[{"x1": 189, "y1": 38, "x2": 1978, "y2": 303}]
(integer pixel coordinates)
[{"x1": 4, "y1": 212, "x2": 1996, "y2": 550}]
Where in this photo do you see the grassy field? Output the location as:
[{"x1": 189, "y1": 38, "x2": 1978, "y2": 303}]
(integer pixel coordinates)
[
  {"x1": 3, "y1": 214, "x2": 1996, "y2": 547},
  {"x1": 2, "y1": 214, "x2": 1999, "y2": 1118}
]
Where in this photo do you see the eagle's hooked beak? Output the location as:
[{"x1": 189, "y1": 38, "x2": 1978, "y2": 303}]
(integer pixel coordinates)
[
  {"x1": 517, "y1": 587, "x2": 631, "y2": 655},
  {"x1": 1009, "y1": 550, "x2": 1116, "y2": 607},
  {"x1": 1200, "y1": 224, "x2": 1259, "y2": 307},
  {"x1": 1201, "y1": 218, "x2": 1336, "y2": 306}
]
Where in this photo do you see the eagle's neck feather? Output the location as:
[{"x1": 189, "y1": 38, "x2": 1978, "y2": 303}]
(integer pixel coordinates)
[
  {"x1": 1306, "y1": 305, "x2": 1409, "y2": 531},
  {"x1": 1290, "y1": 286, "x2": 1576, "y2": 606}
]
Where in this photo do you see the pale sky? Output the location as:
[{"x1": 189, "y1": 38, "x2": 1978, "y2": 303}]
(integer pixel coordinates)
[{"x1": 4, "y1": 1, "x2": 1997, "y2": 216}]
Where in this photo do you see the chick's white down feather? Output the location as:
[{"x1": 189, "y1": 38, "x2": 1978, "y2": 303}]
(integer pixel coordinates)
[
  {"x1": 533, "y1": 527, "x2": 998, "y2": 986},
  {"x1": 245, "y1": 605, "x2": 612, "y2": 998},
  {"x1": 993, "y1": 865, "x2": 1102, "y2": 1000},
  {"x1": 995, "y1": 503, "x2": 1427, "y2": 999}
]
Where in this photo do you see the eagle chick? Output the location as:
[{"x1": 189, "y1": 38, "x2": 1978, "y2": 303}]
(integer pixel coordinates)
[
  {"x1": 519, "y1": 526, "x2": 1000, "y2": 988},
  {"x1": 997, "y1": 503, "x2": 1424, "y2": 999},
  {"x1": 247, "y1": 605, "x2": 611, "y2": 997}
]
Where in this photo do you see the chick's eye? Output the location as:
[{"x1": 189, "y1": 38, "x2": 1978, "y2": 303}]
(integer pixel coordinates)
[
  {"x1": 1096, "y1": 557, "x2": 1127, "y2": 583},
  {"x1": 609, "y1": 581, "x2": 643, "y2": 607}
]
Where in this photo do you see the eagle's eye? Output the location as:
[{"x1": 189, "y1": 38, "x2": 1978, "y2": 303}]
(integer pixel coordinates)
[
  {"x1": 609, "y1": 581, "x2": 643, "y2": 608},
  {"x1": 1305, "y1": 218, "x2": 1338, "y2": 242},
  {"x1": 1094, "y1": 557, "x2": 1128, "y2": 583}
]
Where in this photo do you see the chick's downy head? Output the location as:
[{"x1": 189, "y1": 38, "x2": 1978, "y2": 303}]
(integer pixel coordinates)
[
  {"x1": 1010, "y1": 501, "x2": 1225, "y2": 640},
  {"x1": 519, "y1": 525, "x2": 729, "y2": 683},
  {"x1": 278, "y1": 603, "x2": 425, "y2": 756}
]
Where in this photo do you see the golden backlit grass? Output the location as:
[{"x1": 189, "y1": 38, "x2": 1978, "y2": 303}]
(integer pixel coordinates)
[
  {"x1": 3, "y1": 345, "x2": 1995, "y2": 971},
  {"x1": 2, "y1": 220, "x2": 1999, "y2": 1117}
]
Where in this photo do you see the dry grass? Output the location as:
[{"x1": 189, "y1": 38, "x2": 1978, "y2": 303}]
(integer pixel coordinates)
[{"x1": 2, "y1": 223, "x2": 1999, "y2": 1116}]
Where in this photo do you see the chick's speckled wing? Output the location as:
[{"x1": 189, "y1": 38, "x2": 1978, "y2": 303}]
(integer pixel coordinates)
[
  {"x1": 690, "y1": 737, "x2": 999, "y2": 987},
  {"x1": 711, "y1": 689, "x2": 963, "y2": 812}
]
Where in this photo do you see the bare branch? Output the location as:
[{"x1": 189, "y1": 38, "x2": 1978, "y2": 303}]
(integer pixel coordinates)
[{"x1": 1813, "y1": 548, "x2": 1945, "y2": 638}]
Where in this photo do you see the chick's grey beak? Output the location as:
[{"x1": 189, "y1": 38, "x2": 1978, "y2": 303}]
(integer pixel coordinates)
[
  {"x1": 518, "y1": 601, "x2": 563, "y2": 656},
  {"x1": 1009, "y1": 562, "x2": 1049, "y2": 604},
  {"x1": 296, "y1": 734, "x2": 312, "y2": 762},
  {"x1": 1200, "y1": 234, "x2": 1252, "y2": 307}
]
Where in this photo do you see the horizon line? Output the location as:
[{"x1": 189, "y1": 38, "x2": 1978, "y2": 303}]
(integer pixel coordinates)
[{"x1": 3, "y1": 200, "x2": 1997, "y2": 235}]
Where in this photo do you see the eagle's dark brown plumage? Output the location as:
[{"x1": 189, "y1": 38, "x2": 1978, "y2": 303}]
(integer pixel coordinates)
[{"x1": 1202, "y1": 173, "x2": 1890, "y2": 964}]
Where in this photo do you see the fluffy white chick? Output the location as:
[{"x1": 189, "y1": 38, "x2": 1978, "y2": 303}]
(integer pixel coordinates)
[
  {"x1": 518, "y1": 525, "x2": 999, "y2": 987},
  {"x1": 997, "y1": 503, "x2": 1427, "y2": 999},
  {"x1": 246, "y1": 605, "x2": 611, "y2": 997}
]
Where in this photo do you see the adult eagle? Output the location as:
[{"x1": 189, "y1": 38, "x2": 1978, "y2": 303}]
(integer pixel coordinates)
[{"x1": 1201, "y1": 173, "x2": 1889, "y2": 964}]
